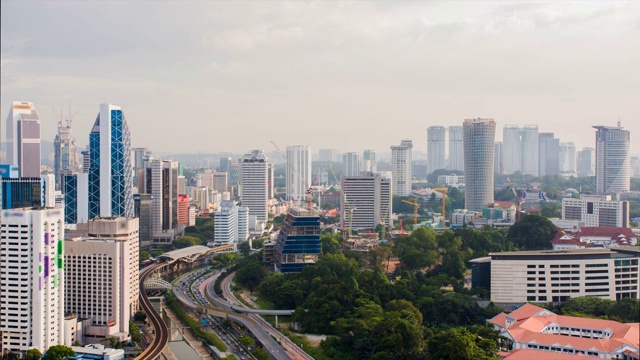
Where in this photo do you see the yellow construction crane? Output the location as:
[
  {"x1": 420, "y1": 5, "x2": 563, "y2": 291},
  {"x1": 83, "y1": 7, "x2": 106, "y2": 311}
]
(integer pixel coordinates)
[
  {"x1": 401, "y1": 199, "x2": 419, "y2": 228},
  {"x1": 432, "y1": 186, "x2": 448, "y2": 228}
]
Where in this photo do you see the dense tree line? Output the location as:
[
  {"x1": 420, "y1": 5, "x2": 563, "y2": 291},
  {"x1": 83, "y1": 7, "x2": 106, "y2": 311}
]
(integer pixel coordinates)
[{"x1": 544, "y1": 296, "x2": 640, "y2": 323}]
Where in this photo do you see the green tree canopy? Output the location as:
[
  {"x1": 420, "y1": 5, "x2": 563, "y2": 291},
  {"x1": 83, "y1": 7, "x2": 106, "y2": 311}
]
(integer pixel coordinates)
[
  {"x1": 43, "y1": 345, "x2": 75, "y2": 360},
  {"x1": 24, "y1": 349, "x2": 42, "y2": 360},
  {"x1": 507, "y1": 214, "x2": 556, "y2": 249},
  {"x1": 172, "y1": 236, "x2": 201, "y2": 249}
]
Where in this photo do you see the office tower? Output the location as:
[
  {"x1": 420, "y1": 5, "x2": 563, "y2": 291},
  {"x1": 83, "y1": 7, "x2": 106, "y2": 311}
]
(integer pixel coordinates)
[
  {"x1": 177, "y1": 175, "x2": 186, "y2": 195},
  {"x1": 343, "y1": 152, "x2": 360, "y2": 177},
  {"x1": 212, "y1": 171, "x2": 228, "y2": 193},
  {"x1": 463, "y1": 118, "x2": 496, "y2": 211},
  {"x1": 177, "y1": 194, "x2": 189, "y2": 227},
  {"x1": 391, "y1": 140, "x2": 413, "y2": 196},
  {"x1": 341, "y1": 172, "x2": 392, "y2": 231},
  {"x1": 448, "y1": 126, "x2": 464, "y2": 171},
  {"x1": 318, "y1": 149, "x2": 337, "y2": 162},
  {"x1": 53, "y1": 115, "x2": 79, "y2": 190},
  {"x1": 213, "y1": 201, "x2": 249, "y2": 246},
  {"x1": 0, "y1": 208, "x2": 65, "y2": 354},
  {"x1": 192, "y1": 186, "x2": 210, "y2": 210},
  {"x1": 267, "y1": 163, "x2": 275, "y2": 198},
  {"x1": 494, "y1": 142, "x2": 503, "y2": 174},
  {"x1": 141, "y1": 159, "x2": 179, "y2": 234},
  {"x1": 427, "y1": 126, "x2": 446, "y2": 173},
  {"x1": 631, "y1": 156, "x2": 640, "y2": 178},
  {"x1": 229, "y1": 161, "x2": 240, "y2": 190},
  {"x1": 502, "y1": 125, "x2": 538, "y2": 176},
  {"x1": 362, "y1": 150, "x2": 376, "y2": 172},
  {"x1": 559, "y1": 142, "x2": 577, "y2": 177},
  {"x1": 64, "y1": 217, "x2": 139, "y2": 342},
  {"x1": 241, "y1": 150, "x2": 269, "y2": 223},
  {"x1": 538, "y1": 133, "x2": 560, "y2": 177},
  {"x1": 1, "y1": 176, "x2": 44, "y2": 209},
  {"x1": 196, "y1": 171, "x2": 214, "y2": 188},
  {"x1": 0, "y1": 165, "x2": 18, "y2": 208},
  {"x1": 42, "y1": 173, "x2": 56, "y2": 207},
  {"x1": 81, "y1": 146, "x2": 90, "y2": 173},
  {"x1": 594, "y1": 126, "x2": 631, "y2": 194},
  {"x1": 562, "y1": 194, "x2": 629, "y2": 228},
  {"x1": 274, "y1": 208, "x2": 321, "y2": 273},
  {"x1": 220, "y1": 157, "x2": 232, "y2": 173},
  {"x1": 133, "y1": 193, "x2": 153, "y2": 249},
  {"x1": 5, "y1": 101, "x2": 41, "y2": 177},
  {"x1": 88, "y1": 104, "x2": 134, "y2": 219},
  {"x1": 62, "y1": 170, "x2": 89, "y2": 224},
  {"x1": 577, "y1": 147, "x2": 596, "y2": 177},
  {"x1": 132, "y1": 147, "x2": 151, "y2": 184},
  {"x1": 413, "y1": 161, "x2": 428, "y2": 180},
  {"x1": 286, "y1": 145, "x2": 311, "y2": 201}
]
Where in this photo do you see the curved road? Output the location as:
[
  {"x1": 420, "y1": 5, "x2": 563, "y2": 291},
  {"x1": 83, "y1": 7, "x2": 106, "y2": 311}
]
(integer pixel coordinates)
[
  {"x1": 218, "y1": 273, "x2": 313, "y2": 360},
  {"x1": 135, "y1": 263, "x2": 169, "y2": 360}
]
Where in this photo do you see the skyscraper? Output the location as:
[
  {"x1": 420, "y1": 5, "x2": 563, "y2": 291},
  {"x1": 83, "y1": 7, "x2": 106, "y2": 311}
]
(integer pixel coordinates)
[
  {"x1": 53, "y1": 114, "x2": 79, "y2": 190},
  {"x1": 503, "y1": 125, "x2": 538, "y2": 176},
  {"x1": 219, "y1": 156, "x2": 232, "y2": 173},
  {"x1": 1, "y1": 208, "x2": 65, "y2": 354},
  {"x1": 391, "y1": 140, "x2": 413, "y2": 196},
  {"x1": 594, "y1": 126, "x2": 631, "y2": 194},
  {"x1": 427, "y1": 126, "x2": 446, "y2": 173},
  {"x1": 286, "y1": 145, "x2": 311, "y2": 201},
  {"x1": 341, "y1": 172, "x2": 392, "y2": 231},
  {"x1": 448, "y1": 126, "x2": 464, "y2": 171},
  {"x1": 559, "y1": 142, "x2": 577, "y2": 177},
  {"x1": 362, "y1": 150, "x2": 376, "y2": 172},
  {"x1": 494, "y1": 142, "x2": 503, "y2": 174},
  {"x1": 274, "y1": 208, "x2": 321, "y2": 273},
  {"x1": 88, "y1": 104, "x2": 134, "y2": 219},
  {"x1": 343, "y1": 152, "x2": 360, "y2": 177},
  {"x1": 577, "y1": 147, "x2": 595, "y2": 177},
  {"x1": 241, "y1": 150, "x2": 269, "y2": 223},
  {"x1": 5, "y1": 101, "x2": 41, "y2": 177},
  {"x1": 538, "y1": 133, "x2": 560, "y2": 177},
  {"x1": 463, "y1": 118, "x2": 496, "y2": 211},
  {"x1": 62, "y1": 170, "x2": 89, "y2": 224},
  {"x1": 318, "y1": 149, "x2": 337, "y2": 162},
  {"x1": 141, "y1": 159, "x2": 179, "y2": 234}
]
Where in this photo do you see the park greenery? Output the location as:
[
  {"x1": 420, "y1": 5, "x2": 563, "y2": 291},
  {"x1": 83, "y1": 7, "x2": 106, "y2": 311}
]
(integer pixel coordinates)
[{"x1": 42, "y1": 345, "x2": 75, "y2": 360}]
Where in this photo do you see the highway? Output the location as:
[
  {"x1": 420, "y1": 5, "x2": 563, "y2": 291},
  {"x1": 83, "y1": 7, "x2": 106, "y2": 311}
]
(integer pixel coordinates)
[
  {"x1": 135, "y1": 263, "x2": 169, "y2": 360},
  {"x1": 218, "y1": 273, "x2": 314, "y2": 360}
]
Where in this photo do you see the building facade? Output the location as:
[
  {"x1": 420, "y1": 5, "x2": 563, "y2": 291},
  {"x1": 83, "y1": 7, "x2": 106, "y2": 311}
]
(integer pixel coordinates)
[
  {"x1": 318, "y1": 149, "x2": 337, "y2": 162},
  {"x1": 494, "y1": 142, "x2": 502, "y2": 174},
  {"x1": 538, "y1": 132, "x2": 560, "y2": 177},
  {"x1": 577, "y1": 147, "x2": 596, "y2": 177},
  {"x1": 241, "y1": 150, "x2": 269, "y2": 224},
  {"x1": 1, "y1": 208, "x2": 65, "y2": 354},
  {"x1": 427, "y1": 126, "x2": 446, "y2": 173},
  {"x1": 594, "y1": 126, "x2": 631, "y2": 194},
  {"x1": 391, "y1": 140, "x2": 413, "y2": 197},
  {"x1": 341, "y1": 172, "x2": 392, "y2": 231},
  {"x1": 213, "y1": 201, "x2": 249, "y2": 246},
  {"x1": 562, "y1": 194, "x2": 630, "y2": 228},
  {"x1": 62, "y1": 171, "x2": 89, "y2": 224},
  {"x1": 503, "y1": 125, "x2": 539, "y2": 176},
  {"x1": 362, "y1": 150, "x2": 376, "y2": 173},
  {"x1": 53, "y1": 115, "x2": 79, "y2": 190},
  {"x1": 286, "y1": 145, "x2": 312, "y2": 201},
  {"x1": 64, "y1": 217, "x2": 139, "y2": 342},
  {"x1": 273, "y1": 208, "x2": 321, "y2": 273},
  {"x1": 463, "y1": 118, "x2": 496, "y2": 211},
  {"x1": 88, "y1": 104, "x2": 134, "y2": 219},
  {"x1": 559, "y1": 142, "x2": 577, "y2": 177},
  {"x1": 343, "y1": 152, "x2": 360, "y2": 177},
  {"x1": 448, "y1": 126, "x2": 464, "y2": 171},
  {"x1": 5, "y1": 101, "x2": 41, "y2": 178}
]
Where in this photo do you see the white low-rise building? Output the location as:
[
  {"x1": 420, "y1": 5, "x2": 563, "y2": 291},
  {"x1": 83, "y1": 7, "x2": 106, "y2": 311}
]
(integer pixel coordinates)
[{"x1": 562, "y1": 194, "x2": 630, "y2": 228}]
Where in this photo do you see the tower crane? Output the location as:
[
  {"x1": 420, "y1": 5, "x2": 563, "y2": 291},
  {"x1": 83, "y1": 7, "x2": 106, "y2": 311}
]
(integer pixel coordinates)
[
  {"x1": 401, "y1": 199, "x2": 419, "y2": 229},
  {"x1": 432, "y1": 186, "x2": 448, "y2": 228},
  {"x1": 499, "y1": 163, "x2": 522, "y2": 221}
]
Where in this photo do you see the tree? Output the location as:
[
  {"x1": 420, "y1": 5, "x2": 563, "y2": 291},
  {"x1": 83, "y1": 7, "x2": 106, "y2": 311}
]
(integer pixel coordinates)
[
  {"x1": 321, "y1": 233, "x2": 342, "y2": 255},
  {"x1": 236, "y1": 261, "x2": 269, "y2": 294},
  {"x1": 43, "y1": 345, "x2": 75, "y2": 360},
  {"x1": 134, "y1": 310, "x2": 147, "y2": 322},
  {"x1": 238, "y1": 241, "x2": 251, "y2": 256},
  {"x1": 24, "y1": 349, "x2": 42, "y2": 360},
  {"x1": 238, "y1": 336, "x2": 256, "y2": 348},
  {"x1": 139, "y1": 250, "x2": 151, "y2": 262},
  {"x1": 251, "y1": 347, "x2": 270, "y2": 360},
  {"x1": 428, "y1": 328, "x2": 482, "y2": 360},
  {"x1": 507, "y1": 214, "x2": 556, "y2": 250},
  {"x1": 130, "y1": 321, "x2": 143, "y2": 343},
  {"x1": 172, "y1": 236, "x2": 201, "y2": 249}
]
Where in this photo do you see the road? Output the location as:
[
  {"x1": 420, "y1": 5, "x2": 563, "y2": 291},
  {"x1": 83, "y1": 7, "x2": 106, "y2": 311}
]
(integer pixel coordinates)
[
  {"x1": 219, "y1": 273, "x2": 314, "y2": 360},
  {"x1": 135, "y1": 263, "x2": 169, "y2": 360}
]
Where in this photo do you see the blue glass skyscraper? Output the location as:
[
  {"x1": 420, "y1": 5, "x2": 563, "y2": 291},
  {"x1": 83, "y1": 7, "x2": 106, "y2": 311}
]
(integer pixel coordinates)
[{"x1": 88, "y1": 104, "x2": 133, "y2": 219}]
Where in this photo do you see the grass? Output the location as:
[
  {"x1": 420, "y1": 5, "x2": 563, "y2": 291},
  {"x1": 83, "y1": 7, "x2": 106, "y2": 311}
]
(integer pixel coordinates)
[
  {"x1": 221, "y1": 356, "x2": 237, "y2": 360},
  {"x1": 280, "y1": 329, "x2": 332, "y2": 360}
]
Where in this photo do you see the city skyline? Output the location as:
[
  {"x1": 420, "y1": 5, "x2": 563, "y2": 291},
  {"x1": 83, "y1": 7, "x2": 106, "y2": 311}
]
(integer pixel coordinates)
[{"x1": 1, "y1": 2, "x2": 639, "y2": 154}]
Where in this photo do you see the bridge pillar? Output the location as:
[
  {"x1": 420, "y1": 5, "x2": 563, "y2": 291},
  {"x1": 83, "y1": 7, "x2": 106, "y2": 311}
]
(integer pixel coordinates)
[{"x1": 275, "y1": 315, "x2": 278, "y2": 327}]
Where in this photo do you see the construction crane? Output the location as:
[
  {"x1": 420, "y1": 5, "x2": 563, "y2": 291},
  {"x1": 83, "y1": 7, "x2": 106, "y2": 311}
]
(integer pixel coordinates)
[
  {"x1": 499, "y1": 163, "x2": 522, "y2": 221},
  {"x1": 328, "y1": 164, "x2": 355, "y2": 237},
  {"x1": 270, "y1": 141, "x2": 318, "y2": 210},
  {"x1": 401, "y1": 199, "x2": 419, "y2": 228},
  {"x1": 432, "y1": 186, "x2": 448, "y2": 228}
]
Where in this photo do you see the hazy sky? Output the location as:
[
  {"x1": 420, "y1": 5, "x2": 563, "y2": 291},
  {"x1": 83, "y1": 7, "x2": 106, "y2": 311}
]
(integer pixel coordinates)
[{"x1": 1, "y1": 1, "x2": 639, "y2": 155}]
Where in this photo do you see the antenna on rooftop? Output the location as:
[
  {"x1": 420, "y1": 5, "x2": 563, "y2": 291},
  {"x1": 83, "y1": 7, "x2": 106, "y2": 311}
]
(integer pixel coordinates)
[{"x1": 617, "y1": 116, "x2": 621, "y2": 128}]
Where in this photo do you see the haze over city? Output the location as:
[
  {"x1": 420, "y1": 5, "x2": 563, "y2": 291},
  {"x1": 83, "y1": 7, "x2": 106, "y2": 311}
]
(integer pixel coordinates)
[{"x1": 2, "y1": 1, "x2": 639, "y2": 154}]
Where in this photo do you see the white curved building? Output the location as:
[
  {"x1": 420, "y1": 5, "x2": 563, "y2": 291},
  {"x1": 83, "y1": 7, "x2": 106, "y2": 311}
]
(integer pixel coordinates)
[{"x1": 463, "y1": 118, "x2": 496, "y2": 211}]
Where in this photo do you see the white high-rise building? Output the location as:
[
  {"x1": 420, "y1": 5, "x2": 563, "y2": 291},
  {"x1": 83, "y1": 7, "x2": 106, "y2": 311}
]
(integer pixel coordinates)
[
  {"x1": 43, "y1": 173, "x2": 56, "y2": 208},
  {"x1": 559, "y1": 142, "x2": 577, "y2": 177},
  {"x1": 141, "y1": 159, "x2": 179, "y2": 234},
  {"x1": 362, "y1": 150, "x2": 376, "y2": 172},
  {"x1": 5, "y1": 101, "x2": 41, "y2": 177},
  {"x1": 463, "y1": 118, "x2": 496, "y2": 211},
  {"x1": 448, "y1": 126, "x2": 464, "y2": 171},
  {"x1": 341, "y1": 172, "x2": 392, "y2": 231},
  {"x1": 494, "y1": 142, "x2": 503, "y2": 174},
  {"x1": 286, "y1": 145, "x2": 311, "y2": 201},
  {"x1": 213, "y1": 201, "x2": 249, "y2": 246},
  {"x1": 64, "y1": 217, "x2": 139, "y2": 342},
  {"x1": 1, "y1": 208, "x2": 65, "y2": 354},
  {"x1": 241, "y1": 150, "x2": 269, "y2": 223},
  {"x1": 503, "y1": 125, "x2": 539, "y2": 176},
  {"x1": 538, "y1": 133, "x2": 560, "y2": 177},
  {"x1": 343, "y1": 152, "x2": 360, "y2": 177},
  {"x1": 391, "y1": 140, "x2": 413, "y2": 197},
  {"x1": 318, "y1": 149, "x2": 337, "y2": 162},
  {"x1": 594, "y1": 126, "x2": 631, "y2": 194},
  {"x1": 577, "y1": 147, "x2": 596, "y2": 177},
  {"x1": 427, "y1": 126, "x2": 446, "y2": 173}
]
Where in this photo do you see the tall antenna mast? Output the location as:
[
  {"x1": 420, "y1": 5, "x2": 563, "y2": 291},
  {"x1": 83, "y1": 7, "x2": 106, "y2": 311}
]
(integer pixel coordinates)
[{"x1": 617, "y1": 116, "x2": 621, "y2": 128}]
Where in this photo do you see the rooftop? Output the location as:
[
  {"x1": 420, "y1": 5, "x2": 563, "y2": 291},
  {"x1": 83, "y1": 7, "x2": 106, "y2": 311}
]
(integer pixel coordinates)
[{"x1": 158, "y1": 245, "x2": 212, "y2": 261}]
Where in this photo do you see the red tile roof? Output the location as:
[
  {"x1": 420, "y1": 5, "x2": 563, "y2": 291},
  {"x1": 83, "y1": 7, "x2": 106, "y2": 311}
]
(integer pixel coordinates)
[
  {"x1": 578, "y1": 227, "x2": 637, "y2": 238},
  {"x1": 501, "y1": 349, "x2": 587, "y2": 359}
]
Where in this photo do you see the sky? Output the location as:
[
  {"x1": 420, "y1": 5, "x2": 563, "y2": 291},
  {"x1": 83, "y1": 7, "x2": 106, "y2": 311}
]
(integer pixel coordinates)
[{"x1": 1, "y1": 1, "x2": 639, "y2": 156}]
